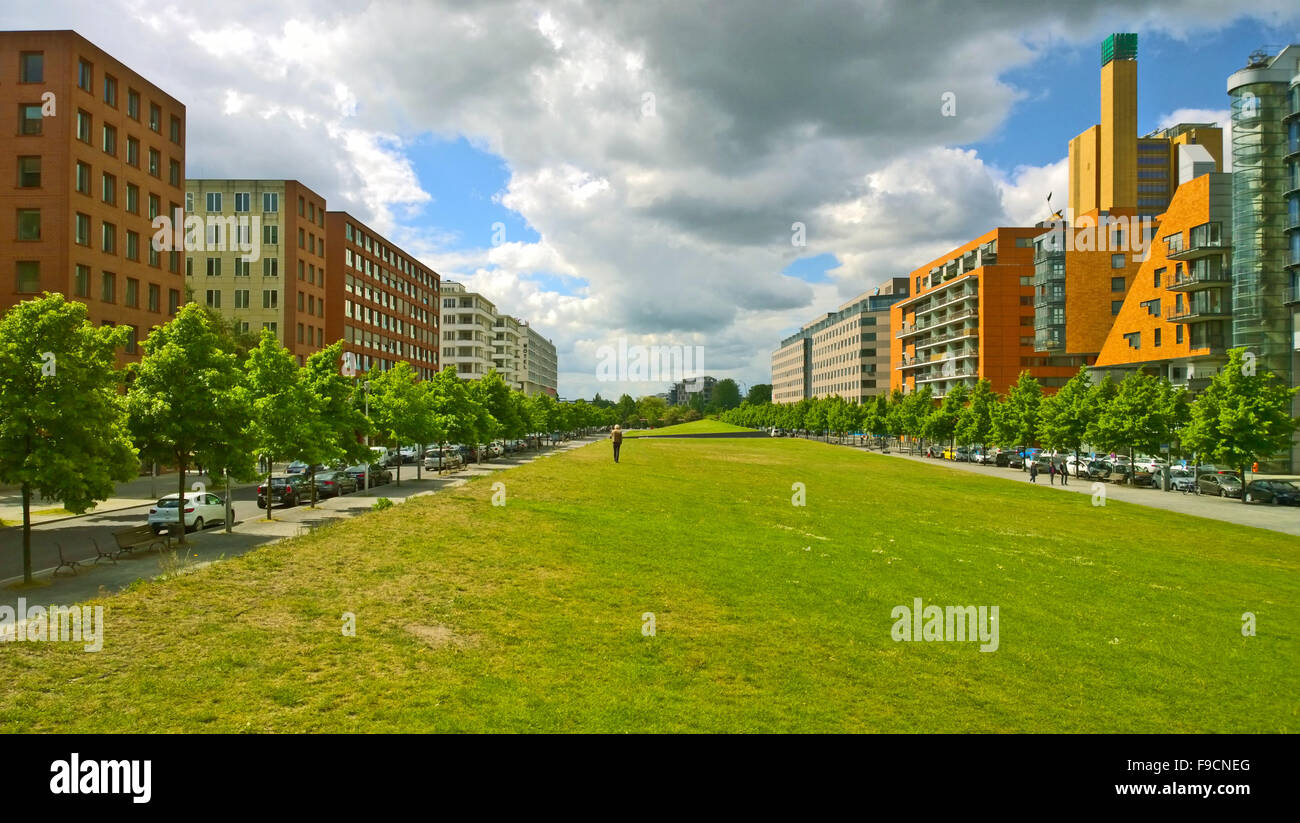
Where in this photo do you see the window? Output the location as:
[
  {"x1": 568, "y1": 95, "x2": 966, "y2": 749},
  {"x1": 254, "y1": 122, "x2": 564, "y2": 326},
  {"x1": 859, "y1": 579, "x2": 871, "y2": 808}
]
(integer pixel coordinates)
[
  {"x1": 206, "y1": 192, "x2": 222, "y2": 212},
  {"x1": 77, "y1": 59, "x2": 92, "y2": 92},
  {"x1": 74, "y1": 161, "x2": 90, "y2": 194},
  {"x1": 298, "y1": 228, "x2": 305, "y2": 248},
  {"x1": 148, "y1": 283, "x2": 160, "y2": 312},
  {"x1": 263, "y1": 322, "x2": 278, "y2": 335},
  {"x1": 104, "y1": 74, "x2": 119, "y2": 106},
  {"x1": 16, "y1": 209, "x2": 40, "y2": 240},
  {"x1": 18, "y1": 156, "x2": 40, "y2": 187},
  {"x1": 101, "y1": 271, "x2": 116, "y2": 303},
  {"x1": 234, "y1": 192, "x2": 250, "y2": 212},
  {"x1": 19, "y1": 52, "x2": 43, "y2": 83},
  {"x1": 297, "y1": 323, "x2": 304, "y2": 344},
  {"x1": 298, "y1": 196, "x2": 305, "y2": 216},
  {"x1": 1111, "y1": 253, "x2": 1126, "y2": 268},
  {"x1": 168, "y1": 289, "x2": 180, "y2": 315},
  {"x1": 169, "y1": 116, "x2": 181, "y2": 144},
  {"x1": 263, "y1": 258, "x2": 278, "y2": 277},
  {"x1": 102, "y1": 123, "x2": 117, "y2": 155},
  {"x1": 148, "y1": 194, "x2": 160, "y2": 219},
  {"x1": 126, "y1": 231, "x2": 139, "y2": 260},
  {"x1": 125, "y1": 277, "x2": 139, "y2": 308},
  {"x1": 75, "y1": 213, "x2": 90, "y2": 245},
  {"x1": 1164, "y1": 232, "x2": 1183, "y2": 254},
  {"x1": 263, "y1": 290, "x2": 279, "y2": 309},
  {"x1": 234, "y1": 258, "x2": 250, "y2": 277},
  {"x1": 127, "y1": 90, "x2": 140, "y2": 120},
  {"x1": 263, "y1": 224, "x2": 278, "y2": 245},
  {"x1": 298, "y1": 292, "x2": 305, "y2": 311},
  {"x1": 1140, "y1": 298, "x2": 1161, "y2": 317},
  {"x1": 1154, "y1": 328, "x2": 1162, "y2": 347},
  {"x1": 1111, "y1": 300, "x2": 1123, "y2": 315},
  {"x1": 169, "y1": 159, "x2": 181, "y2": 186},
  {"x1": 15, "y1": 261, "x2": 40, "y2": 293},
  {"x1": 101, "y1": 222, "x2": 116, "y2": 254},
  {"x1": 1110, "y1": 277, "x2": 1125, "y2": 292},
  {"x1": 125, "y1": 326, "x2": 139, "y2": 355},
  {"x1": 76, "y1": 110, "x2": 92, "y2": 143},
  {"x1": 1123, "y1": 332, "x2": 1140, "y2": 349},
  {"x1": 149, "y1": 103, "x2": 161, "y2": 132},
  {"x1": 206, "y1": 257, "x2": 221, "y2": 277},
  {"x1": 127, "y1": 137, "x2": 140, "y2": 167},
  {"x1": 263, "y1": 192, "x2": 279, "y2": 213},
  {"x1": 19, "y1": 104, "x2": 42, "y2": 135},
  {"x1": 205, "y1": 289, "x2": 221, "y2": 308},
  {"x1": 126, "y1": 184, "x2": 139, "y2": 214},
  {"x1": 1176, "y1": 325, "x2": 1184, "y2": 345},
  {"x1": 75, "y1": 265, "x2": 91, "y2": 297},
  {"x1": 234, "y1": 289, "x2": 250, "y2": 308},
  {"x1": 148, "y1": 148, "x2": 160, "y2": 177},
  {"x1": 102, "y1": 172, "x2": 116, "y2": 204}
]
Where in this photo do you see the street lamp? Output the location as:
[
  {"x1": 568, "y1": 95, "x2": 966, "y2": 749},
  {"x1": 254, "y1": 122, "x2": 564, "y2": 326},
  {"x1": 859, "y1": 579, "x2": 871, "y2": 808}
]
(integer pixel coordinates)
[{"x1": 363, "y1": 379, "x2": 371, "y2": 492}]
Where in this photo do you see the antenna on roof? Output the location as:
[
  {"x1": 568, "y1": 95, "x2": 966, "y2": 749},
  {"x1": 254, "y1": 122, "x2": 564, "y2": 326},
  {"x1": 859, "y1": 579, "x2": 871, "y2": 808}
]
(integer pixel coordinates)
[{"x1": 1247, "y1": 49, "x2": 1270, "y2": 68}]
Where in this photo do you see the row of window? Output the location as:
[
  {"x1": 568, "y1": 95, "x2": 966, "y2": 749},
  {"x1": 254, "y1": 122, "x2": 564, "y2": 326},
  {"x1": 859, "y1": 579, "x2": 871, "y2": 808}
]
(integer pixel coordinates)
[
  {"x1": 342, "y1": 324, "x2": 436, "y2": 363},
  {"x1": 13, "y1": 261, "x2": 180, "y2": 316},
  {"x1": 345, "y1": 222, "x2": 435, "y2": 289},
  {"x1": 12, "y1": 52, "x2": 181, "y2": 142},
  {"x1": 193, "y1": 191, "x2": 280, "y2": 214},
  {"x1": 68, "y1": 211, "x2": 181, "y2": 271},
  {"x1": 345, "y1": 274, "x2": 434, "y2": 327}
]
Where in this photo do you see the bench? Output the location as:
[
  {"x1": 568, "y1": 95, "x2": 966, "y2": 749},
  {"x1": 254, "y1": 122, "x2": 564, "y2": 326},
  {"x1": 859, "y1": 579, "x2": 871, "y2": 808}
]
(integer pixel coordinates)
[
  {"x1": 89, "y1": 537, "x2": 117, "y2": 565},
  {"x1": 53, "y1": 543, "x2": 80, "y2": 576},
  {"x1": 113, "y1": 525, "x2": 171, "y2": 557}
]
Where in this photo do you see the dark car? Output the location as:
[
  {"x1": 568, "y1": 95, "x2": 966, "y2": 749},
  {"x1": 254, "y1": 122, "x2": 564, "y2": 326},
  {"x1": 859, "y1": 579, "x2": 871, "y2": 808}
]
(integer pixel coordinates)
[
  {"x1": 1114, "y1": 466, "x2": 1155, "y2": 487},
  {"x1": 1197, "y1": 473, "x2": 1243, "y2": 498},
  {"x1": 256, "y1": 474, "x2": 308, "y2": 508},
  {"x1": 1244, "y1": 479, "x2": 1300, "y2": 505},
  {"x1": 997, "y1": 451, "x2": 1024, "y2": 469},
  {"x1": 312, "y1": 470, "x2": 358, "y2": 498},
  {"x1": 1085, "y1": 460, "x2": 1113, "y2": 481},
  {"x1": 345, "y1": 463, "x2": 392, "y2": 487}
]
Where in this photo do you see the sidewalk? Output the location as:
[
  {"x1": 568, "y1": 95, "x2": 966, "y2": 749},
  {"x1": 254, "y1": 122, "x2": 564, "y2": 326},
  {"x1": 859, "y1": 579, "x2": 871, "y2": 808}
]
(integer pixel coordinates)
[
  {"x1": 0, "y1": 470, "x2": 259, "y2": 529},
  {"x1": 1, "y1": 438, "x2": 598, "y2": 609}
]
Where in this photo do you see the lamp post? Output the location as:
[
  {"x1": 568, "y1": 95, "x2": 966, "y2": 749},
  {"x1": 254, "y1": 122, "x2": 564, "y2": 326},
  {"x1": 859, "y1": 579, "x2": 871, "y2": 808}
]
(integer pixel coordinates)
[{"x1": 363, "y1": 379, "x2": 371, "y2": 492}]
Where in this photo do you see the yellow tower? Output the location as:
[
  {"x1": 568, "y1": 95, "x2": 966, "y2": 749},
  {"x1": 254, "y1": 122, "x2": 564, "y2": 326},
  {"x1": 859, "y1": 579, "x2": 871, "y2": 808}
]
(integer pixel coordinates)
[{"x1": 1099, "y1": 33, "x2": 1138, "y2": 211}]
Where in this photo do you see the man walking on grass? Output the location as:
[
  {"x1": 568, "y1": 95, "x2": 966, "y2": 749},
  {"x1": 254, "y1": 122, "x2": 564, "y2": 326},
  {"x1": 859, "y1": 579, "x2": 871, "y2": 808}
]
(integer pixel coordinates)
[{"x1": 611, "y1": 424, "x2": 623, "y2": 463}]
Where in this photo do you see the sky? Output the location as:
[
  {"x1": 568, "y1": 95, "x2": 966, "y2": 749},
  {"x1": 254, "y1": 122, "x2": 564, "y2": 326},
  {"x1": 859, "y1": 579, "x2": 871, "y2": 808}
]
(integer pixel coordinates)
[{"x1": 5, "y1": 1, "x2": 1299, "y2": 400}]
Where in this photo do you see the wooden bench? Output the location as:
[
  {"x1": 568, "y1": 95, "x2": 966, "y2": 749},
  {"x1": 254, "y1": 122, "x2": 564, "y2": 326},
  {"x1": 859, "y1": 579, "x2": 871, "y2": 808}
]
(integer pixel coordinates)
[
  {"x1": 89, "y1": 537, "x2": 117, "y2": 565},
  {"x1": 113, "y1": 525, "x2": 170, "y2": 557},
  {"x1": 53, "y1": 543, "x2": 80, "y2": 576}
]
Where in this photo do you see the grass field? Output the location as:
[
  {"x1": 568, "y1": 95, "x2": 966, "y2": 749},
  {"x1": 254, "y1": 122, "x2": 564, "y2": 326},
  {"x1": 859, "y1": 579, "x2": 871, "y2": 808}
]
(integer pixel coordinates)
[
  {"x1": 0, "y1": 435, "x2": 1294, "y2": 732},
  {"x1": 622, "y1": 419, "x2": 754, "y2": 437}
]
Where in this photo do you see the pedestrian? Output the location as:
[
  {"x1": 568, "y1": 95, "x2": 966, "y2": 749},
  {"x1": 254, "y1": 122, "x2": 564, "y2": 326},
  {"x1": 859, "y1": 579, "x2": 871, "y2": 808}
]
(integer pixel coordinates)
[
  {"x1": 1049, "y1": 461, "x2": 1056, "y2": 485},
  {"x1": 1060, "y1": 459, "x2": 1069, "y2": 486},
  {"x1": 611, "y1": 424, "x2": 623, "y2": 464},
  {"x1": 1029, "y1": 461, "x2": 1038, "y2": 483}
]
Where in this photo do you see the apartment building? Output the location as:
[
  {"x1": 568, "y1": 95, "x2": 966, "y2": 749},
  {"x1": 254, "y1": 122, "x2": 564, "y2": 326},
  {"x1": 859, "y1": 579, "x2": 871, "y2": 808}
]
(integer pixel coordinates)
[
  {"x1": 324, "y1": 211, "x2": 439, "y2": 379},
  {"x1": 520, "y1": 321, "x2": 558, "y2": 397},
  {"x1": 439, "y1": 281, "x2": 497, "y2": 379},
  {"x1": 891, "y1": 229, "x2": 1088, "y2": 398},
  {"x1": 492, "y1": 314, "x2": 523, "y2": 388},
  {"x1": 771, "y1": 278, "x2": 908, "y2": 403},
  {"x1": 1, "y1": 30, "x2": 186, "y2": 355},
  {"x1": 668, "y1": 375, "x2": 717, "y2": 407},
  {"x1": 183, "y1": 180, "x2": 327, "y2": 363}
]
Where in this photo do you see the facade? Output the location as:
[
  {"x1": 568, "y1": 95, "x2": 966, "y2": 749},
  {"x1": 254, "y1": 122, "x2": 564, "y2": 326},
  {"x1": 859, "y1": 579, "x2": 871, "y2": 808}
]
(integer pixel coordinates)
[
  {"x1": 492, "y1": 314, "x2": 523, "y2": 388},
  {"x1": 1, "y1": 30, "x2": 187, "y2": 356},
  {"x1": 891, "y1": 228, "x2": 1088, "y2": 398},
  {"x1": 772, "y1": 278, "x2": 908, "y2": 403},
  {"x1": 324, "y1": 211, "x2": 439, "y2": 379},
  {"x1": 668, "y1": 375, "x2": 717, "y2": 407},
  {"x1": 520, "y1": 321, "x2": 558, "y2": 396},
  {"x1": 439, "y1": 281, "x2": 497, "y2": 380},
  {"x1": 184, "y1": 179, "x2": 327, "y2": 364}
]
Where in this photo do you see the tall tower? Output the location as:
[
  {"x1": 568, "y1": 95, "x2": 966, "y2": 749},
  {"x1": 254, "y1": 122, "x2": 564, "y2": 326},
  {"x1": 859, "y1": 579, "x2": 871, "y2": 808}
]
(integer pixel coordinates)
[{"x1": 1099, "y1": 33, "x2": 1138, "y2": 212}]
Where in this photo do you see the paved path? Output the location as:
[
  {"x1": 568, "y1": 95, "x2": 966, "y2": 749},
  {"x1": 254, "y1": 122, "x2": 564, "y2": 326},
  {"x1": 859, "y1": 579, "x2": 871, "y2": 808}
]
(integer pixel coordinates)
[
  {"x1": 792, "y1": 435, "x2": 1300, "y2": 537},
  {"x1": 1, "y1": 438, "x2": 599, "y2": 609}
]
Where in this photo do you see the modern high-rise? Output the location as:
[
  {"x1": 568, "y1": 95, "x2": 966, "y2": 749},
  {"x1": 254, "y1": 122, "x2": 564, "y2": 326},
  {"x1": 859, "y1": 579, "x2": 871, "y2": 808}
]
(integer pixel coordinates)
[
  {"x1": 183, "y1": 179, "x2": 328, "y2": 364},
  {"x1": 0, "y1": 30, "x2": 186, "y2": 356},
  {"x1": 772, "y1": 278, "x2": 908, "y2": 403},
  {"x1": 438, "y1": 281, "x2": 497, "y2": 379},
  {"x1": 492, "y1": 314, "x2": 523, "y2": 388},
  {"x1": 325, "y1": 211, "x2": 440, "y2": 379},
  {"x1": 892, "y1": 229, "x2": 1088, "y2": 398},
  {"x1": 520, "y1": 321, "x2": 558, "y2": 397}
]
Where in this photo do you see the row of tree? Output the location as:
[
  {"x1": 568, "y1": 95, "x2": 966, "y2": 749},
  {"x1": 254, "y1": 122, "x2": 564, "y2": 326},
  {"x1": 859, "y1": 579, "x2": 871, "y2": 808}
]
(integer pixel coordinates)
[
  {"x1": 720, "y1": 352, "x2": 1297, "y2": 494},
  {"x1": 0, "y1": 294, "x2": 615, "y2": 583}
]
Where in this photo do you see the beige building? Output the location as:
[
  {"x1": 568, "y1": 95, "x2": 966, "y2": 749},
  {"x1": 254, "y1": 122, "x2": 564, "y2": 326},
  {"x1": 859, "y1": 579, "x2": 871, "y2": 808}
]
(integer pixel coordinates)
[
  {"x1": 184, "y1": 179, "x2": 328, "y2": 364},
  {"x1": 771, "y1": 278, "x2": 908, "y2": 403},
  {"x1": 520, "y1": 321, "x2": 558, "y2": 397},
  {"x1": 492, "y1": 314, "x2": 523, "y2": 388},
  {"x1": 440, "y1": 281, "x2": 497, "y2": 379}
]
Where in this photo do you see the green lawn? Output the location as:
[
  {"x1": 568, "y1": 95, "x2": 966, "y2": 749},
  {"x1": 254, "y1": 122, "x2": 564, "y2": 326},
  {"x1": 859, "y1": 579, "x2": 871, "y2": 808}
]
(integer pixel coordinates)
[
  {"x1": 622, "y1": 418, "x2": 754, "y2": 437},
  {"x1": 0, "y1": 436, "x2": 1294, "y2": 732}
]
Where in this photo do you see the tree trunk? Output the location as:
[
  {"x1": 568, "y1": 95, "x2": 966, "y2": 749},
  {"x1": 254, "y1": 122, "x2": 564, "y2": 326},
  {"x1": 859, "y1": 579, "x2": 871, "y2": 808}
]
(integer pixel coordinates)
[
  {"x1": 21, "y1": 482, "x2": 33, "y2": 584},
  {"x1": 1240, "y1": 464, "x2": 1248, "y2": 504},
  {"x1": 265, "y1": 462, "x2": 274, "y2": 522},
  {"x1": 224, "y1": 472, "x2": 233, "y2": 533},
  {"x1": 177, "y1": 453, "x2": 188, "y2": 544},
  {"x1": 309, "y1": 466, "x2": 317, "y2": 508}
]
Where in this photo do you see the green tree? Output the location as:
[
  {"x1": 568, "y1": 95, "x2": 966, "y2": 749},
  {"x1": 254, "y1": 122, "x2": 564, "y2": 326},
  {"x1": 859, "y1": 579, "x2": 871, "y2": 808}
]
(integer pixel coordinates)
[
  {"x1": 1089, "y1": 371, "x2": 1184, "y2": 485},
  {"x1": 955, "y1": 378, "x2": 995, "y2": 452},
  {"x1": 745, "y1": 384, "x2": 773, "y2": 405},
  {"x1": 1183, "y1": 349, "x2": 1298, "y2": 500},
  {"x1": 127, "y1": 304, "x2": 247, "y2": 542},
  {"x1": 637, "y1": 395, "x2": 668, "y2": 428},
  {"x1": 926, "y1": 382, "x2": 969, "y2": 451},
  {"x1": 299, "y1": 343, "x2": 371, "y2": 503},
  {"x1": 244, "y1": 330, "x2": 318, "y2": 517},
  {"x1": 1037, "y1": 367, "x2": 1093, "y2": 475},
  {"x1": 368, "y1": 361, "x2": 436, "y2": 484},
  {"x1": 615, "y1": 394, "x2": 637, "y2": 426},
  {"x1": 1000, "y1": 371, "x2": 1042, "y2": 469},
  {"x1": 708, "y1": 379, "x2": 742, "y2": 413},
  {"x1": 0, "y1": 295, "x2": 139, "y2": 582}
]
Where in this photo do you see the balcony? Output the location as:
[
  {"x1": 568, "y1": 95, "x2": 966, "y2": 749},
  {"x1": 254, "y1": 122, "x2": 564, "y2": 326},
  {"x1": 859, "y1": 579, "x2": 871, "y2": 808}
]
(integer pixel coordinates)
[
  {"x1": 915, "y1": 287, "x2": 978, "y2": 317},
  {"x1": 916, "y1": 367, "x2": 978, "y2": 384},
  {"x1": 914, "y1": 327, "x2": 979, "y2": 350},
  {"x1": 1166, "y1": 240, "x2": 1230, "y2": 261},
  {"x1": 895, "y1": 322, "x2": 919, "y2": 339},
  {"x1": 1187, "y1": 335, "x2": 1227, "y2": 353},
  {"x1": 1164, "y1": 267, "x2": 1230, "y2": 291},
  {"x1": 1167, "y1": 301, "x2": 1230, "y2": 322},
  {"x1": 1285, "y1": 286, "x2": 1300, "y2": 305}
]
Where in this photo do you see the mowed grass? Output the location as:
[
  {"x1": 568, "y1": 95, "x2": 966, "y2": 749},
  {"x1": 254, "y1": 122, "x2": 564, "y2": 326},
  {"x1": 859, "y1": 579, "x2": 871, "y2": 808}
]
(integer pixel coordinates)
[
  {"x1": 0, "y1": 436, "x2": 1295, "y2": 733},
  {"x1": 623, "y1": 418, "x2": 754, "y2": 437}
]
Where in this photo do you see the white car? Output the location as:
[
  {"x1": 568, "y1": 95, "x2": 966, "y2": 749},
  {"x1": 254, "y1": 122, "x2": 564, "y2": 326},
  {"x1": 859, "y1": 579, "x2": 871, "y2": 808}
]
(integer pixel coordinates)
[
  {"x1": 1134, "y1": 456, "x2": 1167, "y2": 473},
  {"x1": 148, "y1": 492, "x2": 230, "y2": 534}
]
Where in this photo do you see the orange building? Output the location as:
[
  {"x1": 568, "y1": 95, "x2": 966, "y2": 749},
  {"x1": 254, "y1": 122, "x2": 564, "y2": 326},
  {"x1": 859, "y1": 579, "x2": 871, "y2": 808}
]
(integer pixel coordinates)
[
  {"x1": 324, "y1": 212, "x2": 440, "y2": 379},
  {"x1": 891, "y1": 227, "x2": 1089, "y2": 398},
  {"x1": 0, "y1": 30, "x2": 187, "y2": 355}
]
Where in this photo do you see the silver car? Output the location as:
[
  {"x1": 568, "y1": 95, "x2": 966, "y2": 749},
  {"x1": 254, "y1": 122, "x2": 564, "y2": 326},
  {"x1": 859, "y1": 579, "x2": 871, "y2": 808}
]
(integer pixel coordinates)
[{"x1": 148, "y1": 492, "x2": 230, "y2": 534}]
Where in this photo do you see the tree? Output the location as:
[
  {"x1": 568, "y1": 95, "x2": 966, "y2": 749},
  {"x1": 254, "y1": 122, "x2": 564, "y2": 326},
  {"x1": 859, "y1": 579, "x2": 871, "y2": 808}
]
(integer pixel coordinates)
[
  {"x1": 426, "y1": 366, "x2": 477, "y2": 459},
  {"x1": 615, "y1": 394, "x2": 637, "y2": 426},
  {"x1": 926, "y1": 382, "x2": 969, "y2": 451},
  {"x1": 1000, "y1": 371, "x2": 1042, "y2": 469},
  {"x1": 1183, "y1": 348, "x2": 1298, "y2": 501},
  {"x1": 244, "y1": 330, "x2": 317, "y2": 518},
  {"x1": 1037, "y1": 367, "x2": 1093, "y2": 475},
  {"x1": 955, "y1": 378, "x2": 995, "y2": 452},
  {"x1": 1089, "y1": 371, "x2": 1178, "y2": 484},
  {"x1": 746, "y1": 384, "x2": 773, "y2": 405},
  {"x1": 708, "y1": 379, "x2": 742, "y2": 413},
  {"x1": 367, "y1": 361, "x2": 434, "y2": 484},
  {"x1": 297, "y1": 343, "x2": 371, "y2": 504},
  {"x1": 0, "y1": 295, "x2": 139, "y2": 582},
  {"x1": 636, "y1": 395, "x2": 668, "y2": 428},
  {"x1": 127, "y1": 304, "x2": 247, "y2": 542}
]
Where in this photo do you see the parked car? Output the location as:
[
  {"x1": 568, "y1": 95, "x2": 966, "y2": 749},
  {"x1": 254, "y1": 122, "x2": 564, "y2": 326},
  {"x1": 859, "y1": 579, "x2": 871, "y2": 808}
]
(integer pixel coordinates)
[
  {"x1": 1065, "y1": 455, "x2": 1089, "y2": 476},
  {"x1": 286, "y1": 461, "x2": 310, "y2": 474},
  {"x1": 994, "y1": 450, "x2": 1023, "y2": 468},
  {"x1": 256, "y1": 474, "x2": 308, "y2": 508},
  {"x1": 311, "y1": 470, "x2": 358, "y2": 498},
  {"x1": 148, "y1": 492, "x2": 231, "y2": 534},
  {"x1": 1133, "y1": 456, "x2": 1167, "y2": 473},
  {"x1": 487, "y1": 442, "x2": 504, "y2": 458},
  {"x1": 1197, "y1": 473, "x2": 1243, "y2": 498},
  {"x1": 1169, "y1": 467, "x2": 1197, "y2": 492},
  {"x1": 345, "y1": 463, "x2": 392, "y2": 487},
  {"x1": 1114, "y1": 466, "x2": 1156, "y2": 487},
  {"x1": 424, "y1": 448, "x2": 464, "y2": 472},
  {"x1": 1244, "y1": 479, "x2": 1300, "y2": 505},
  {"x1": 1085, "y1": 460, "x2": 1113, "y2": 481}
]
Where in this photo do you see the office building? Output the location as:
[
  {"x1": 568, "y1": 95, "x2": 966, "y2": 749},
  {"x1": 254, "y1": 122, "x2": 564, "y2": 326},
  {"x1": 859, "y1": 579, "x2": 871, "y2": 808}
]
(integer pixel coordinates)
[{"x1": 520, "y1": 320, "x2": 558, "y2": 397}]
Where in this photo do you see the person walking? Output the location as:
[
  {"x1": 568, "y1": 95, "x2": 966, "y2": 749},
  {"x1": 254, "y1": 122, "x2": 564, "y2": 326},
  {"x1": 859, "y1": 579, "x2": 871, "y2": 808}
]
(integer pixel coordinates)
[
  {"x1": 1049, "y1": 461, "x2": 1056, "y2": 485},
  {"x1": 610, "y1": 425, "x2": 623, "y2": 464},
  {"x1": 1029, "y1": 461, "x2": 1038, "y2": 483},
  {"x1": 1059, "y1": 459, "x2": 1069, "y2": 486}
]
